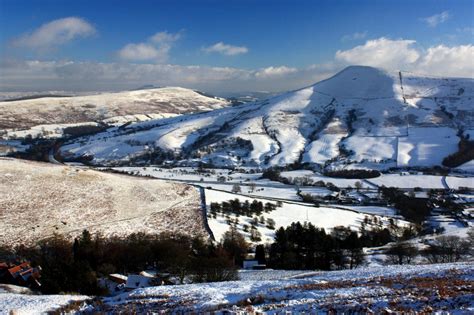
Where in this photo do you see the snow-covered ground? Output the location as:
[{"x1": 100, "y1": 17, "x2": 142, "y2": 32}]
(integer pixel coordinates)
[
  {"x1": 97, "y1": 261, "x2": 474, "y2": 313},
  {"x1": 116, "y1": 167, "x2": 380, "y2": 198},
  {"x1": 397, "y1": 127, "x2": 459, "y2": 167},
  {"x1": 370, "y1": 173, "x2": 446, "y2": 189},
  {"x1": 110, "y1": 166, "x2": 473, "y2": 246},
  {"x1": 206, "y1": 189, "x2": 404, "y2": 243},
  {"x1": 4, "y1": 121, "x2": 101, "y2": 140},
  {"x1": 0, "y1": 292, "x2": 89, "y2": 315},
  {"x1": 445, "y1": 175, "x2": 474, "y2": 189},
  {"x1": 238, "y1": 269, "x2": 316, "y2": 281}
]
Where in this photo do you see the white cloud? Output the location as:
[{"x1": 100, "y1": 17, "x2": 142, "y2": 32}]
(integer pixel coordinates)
[
  {"x1": 421, "y1": 11, "x2": 450, "y2": 27},
  {"x1": 118, "y1": 43, "x2": 170, "y2": 63},
  {"x1": 118, "y1": 31, "x2": 181, "y2": 63},
  {"x1": 255, "y1": 66, "x2": 297, "y2": 79},
  {"x1": 149, "y1": 31, "x2": 181, "y2": 44},
  {"x1": 203, "y1": 42, "x2": 248, "y2": 56},
  {"x1": 416, "y1": 44, "x2": 474, "y2": 78},
  {"x1": 13, "y1": 17, "x2": 95, "y2": 49},
  {"x1": 335, "y1": 37, "x2": 474, "y2": 78},
  {"x1": 341, "y1": 31, "x2": 367, "y2": 42},
  {"x1": 335, "y1": 37, "x2": 420, "y2": 69}
]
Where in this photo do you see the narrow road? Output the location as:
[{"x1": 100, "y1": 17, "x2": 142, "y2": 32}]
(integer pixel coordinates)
[
  {"x1": 441, "y1": 176, "x2": 450, "y2": 190},
  {"x1": 48, "y1": 147, "x2": 62, "y2": 165},
  {"x1": 199, "y1": 186, "x2": 215, "y2": 241},
  {"x1": 362, "y1": 179, "x2": 379, "y2": 189}
]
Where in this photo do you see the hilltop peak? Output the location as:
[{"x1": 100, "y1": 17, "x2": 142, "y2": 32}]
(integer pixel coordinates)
[{"x1": 312, "y1": 65, "x2": 397, "y2": 99}]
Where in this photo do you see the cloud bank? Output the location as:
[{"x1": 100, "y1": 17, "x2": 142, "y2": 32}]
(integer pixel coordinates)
[{"x1": 3, "y1": 37, "x2": 473, "y2": 93}]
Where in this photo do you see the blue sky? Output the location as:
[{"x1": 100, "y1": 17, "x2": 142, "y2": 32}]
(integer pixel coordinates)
[{"x1": 0, "y1": 0, "x2": 473, "y2": 93}]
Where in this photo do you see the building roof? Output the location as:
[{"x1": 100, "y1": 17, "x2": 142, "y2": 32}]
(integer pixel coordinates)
[
  {"x1": 125, "y1": 274, "x2": 154, "y2": 289},
  {"x1": 8, "y1": 262, "x2": 30, "y2": 277}
]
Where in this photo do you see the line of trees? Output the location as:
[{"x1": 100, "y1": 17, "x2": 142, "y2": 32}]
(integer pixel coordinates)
[
  {"x1": 209, "y1": 199, "x2": 278, "y2": 217},
  {"x1": 323, "y1": 169, "x2": 381, "y2": 179},
  {"x1": 442, "y1": 134, "x2": 474, "y2": 168},
  {"x1": 264, "y1": 216, "x2": 422, "y2": 271},
  {"x1": 0, "y1": 231, "x2": 240, "y2": 295}
]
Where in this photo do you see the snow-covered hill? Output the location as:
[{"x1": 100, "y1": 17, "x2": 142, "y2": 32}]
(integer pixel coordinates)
[
  {"x1": 0, "y1": 158, "x2": 206, "y2": 246},
  {"x1": 58, "y1": 66, "x2": 474, "y2": 170},
  {"x1": 0, "y1": 87, "x2": 229, "y2": 134}
]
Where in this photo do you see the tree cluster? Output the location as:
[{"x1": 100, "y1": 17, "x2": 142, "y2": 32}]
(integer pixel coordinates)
[
  {"x1": 261, "y1": 168, "x2": 282, "y2": 181},
  {"x1": 267, "y1": 222, "x2": 365, "y2": 271},
  {"x1": 380, "y1": 186, "x2": 432, "y2": 223},
  {"x1": 2, "y1": 231, "x2": 238, "y2": 295},
  {"x1": 422, "y1": 235, "x2": 471, "y2": 263},
  {"x1": 442, "y1": 135, "x2": 474, "y2": 168},
  {"x1": 384, "y1": 233, "x2": 473, "y2": 265}
]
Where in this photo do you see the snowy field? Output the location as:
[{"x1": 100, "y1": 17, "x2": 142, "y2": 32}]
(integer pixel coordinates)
[
  {"x1": 341, "y1": 205, "x2": 398, "y2": 217},
  {"x1": 369, "y1": 173, "x2": 446, "y2": 189},
  {"x1": 289, "y1": 171, "x2": 378, "y2": 188},
  {"x1": 123, "y1": 166, "x2": 473, "y2": 194},
  {"x1": 97, "y1": 261, "x2": 474, "y2": 313},
  {"x1": 238, "y1": 270, "x2": 316, "y2": 281},
  {"x1": 0, "y1": 292, "x2": 89, "y2": 315},
  {"x1": 119, "y1": 167, "x2": 381, "y2": 191},
  {"x1": 206, "y1": 189, "x2": 402, "y2": 243},
  {"x1": 397, "y1": 127, "x2": 459, "y2": 167},
  {"x1": 445, "y1": 175, "x2": 474, "y2": 189}
]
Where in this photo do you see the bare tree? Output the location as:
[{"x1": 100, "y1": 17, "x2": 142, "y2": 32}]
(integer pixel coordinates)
[
  {"x1": 231, "y1": 183, "x2": 242, "y2": 193},
  {"x1": 422, "y1": 235, "x2": 470, "y2": 263},
  {"x1": 250, "y1": 226, "x2": 262, "y2": 242},
  {"x1": 385, "y1": 241, "x2": 418, "y2": 265},
  {"x1": 249, "y1": 182, "x2": 257, "y2": 193}
]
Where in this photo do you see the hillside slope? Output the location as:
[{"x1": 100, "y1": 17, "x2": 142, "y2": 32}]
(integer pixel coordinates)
[
  {"x1": 99, "y1": 262, "x2": 474, "y2": 313},
  {"x1": 0, "y1": 158, "x2": 206, "y2": 246},
  {"x1": 0, "y1": 87, "x2": 229, "y2": 133},
  {"x1": 59, "y1": 66, "x2": 474, "y2": 170}
]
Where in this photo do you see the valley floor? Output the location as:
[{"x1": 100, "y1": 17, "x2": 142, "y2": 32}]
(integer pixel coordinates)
[{"x1": 113, "y1": 166, "x2": 474, "y2": 244}]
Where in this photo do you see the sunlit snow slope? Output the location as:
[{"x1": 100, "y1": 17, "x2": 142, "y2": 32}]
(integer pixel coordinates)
[{"x1": 59, "y1": 66, "x2": 474, "y2": 169}]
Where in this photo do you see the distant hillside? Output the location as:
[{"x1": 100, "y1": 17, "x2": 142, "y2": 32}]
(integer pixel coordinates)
[
  {"x1": 0, "y1": 158, "x2": 207, "y2": 246},
  {"x1": 0, "y1": 87, "x2": 230, "y2": 132},
  {"x1": 58, "y1": 66, "x2": 474, "y2": 170}
]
